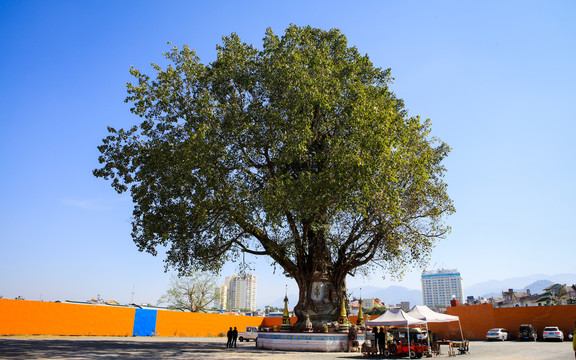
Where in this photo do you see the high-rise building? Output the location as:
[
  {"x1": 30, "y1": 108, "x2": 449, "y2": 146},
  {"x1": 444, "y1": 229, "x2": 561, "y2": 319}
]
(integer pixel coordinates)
[
  {"x1": 215, "y1": 284, "x2": 228, "y2": 310},
  {"x1": 421, "y1": 268, "x2": 463, "y2": 308},
  {"x1": 225, "y1": 274, "x2": 257, "y2": 311}
]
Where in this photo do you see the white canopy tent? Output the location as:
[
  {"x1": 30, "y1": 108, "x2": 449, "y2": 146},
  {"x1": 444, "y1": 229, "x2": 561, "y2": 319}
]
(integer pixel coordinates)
[
  {"x1": 407, "y1": 305, "x2": 460, "y2": 323},
  {"x1": 407, "y1": 305, "x2": 464, "y2": 350},
  {"x1": 366, "y1": 308, "x2": 426, "y2": 326},
  {"x1": 365, "y1": 309, "x2": 426, "y2": 359}
]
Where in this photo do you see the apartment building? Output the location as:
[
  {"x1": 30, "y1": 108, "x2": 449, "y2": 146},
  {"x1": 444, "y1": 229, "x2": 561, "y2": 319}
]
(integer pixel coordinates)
[
  {"x1": 225, "y1": 274, "x2": 258, "y2": 311},
  {"x1": 421, "y1": 268, "x2": 464, "y2": 308},
  {"x1": 215, "y1": 284, "x2": 228, "y2": 310}
]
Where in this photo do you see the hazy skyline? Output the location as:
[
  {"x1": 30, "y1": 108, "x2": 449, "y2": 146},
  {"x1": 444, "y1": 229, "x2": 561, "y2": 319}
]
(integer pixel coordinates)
[{"x1": 1, "y1": 1, "x2": 575, "y2": 308}]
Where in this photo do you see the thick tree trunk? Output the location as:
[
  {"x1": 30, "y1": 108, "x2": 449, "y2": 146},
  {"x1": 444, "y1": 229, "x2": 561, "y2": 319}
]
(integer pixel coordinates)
[
  {"x1": 286, "y1": 224, "x2": 351, "y2": 331},
  {"x1": 292, "y1": 269, "x2": 348, "y2": 332}
]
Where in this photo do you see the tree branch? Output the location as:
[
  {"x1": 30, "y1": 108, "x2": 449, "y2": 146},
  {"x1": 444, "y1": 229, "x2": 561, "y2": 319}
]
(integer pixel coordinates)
[
  {"x1": 232, "y1": 239, "x2": 269, "y2": 255},
  {"x1": 230, "y1": 212, "x2": 299, "y2": 275}
]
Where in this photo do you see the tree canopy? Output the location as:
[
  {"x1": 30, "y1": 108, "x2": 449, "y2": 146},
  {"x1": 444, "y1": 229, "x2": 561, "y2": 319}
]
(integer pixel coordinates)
[
  {"x1": 95, "y1": 25, "x2": 454, "y2": 323},
  {"x1": 157, "y1": 272, "x2": 219, "y2": 312}
]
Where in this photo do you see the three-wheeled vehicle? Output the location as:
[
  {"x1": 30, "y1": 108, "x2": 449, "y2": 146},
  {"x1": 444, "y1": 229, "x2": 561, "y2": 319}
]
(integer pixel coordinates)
[
  {"x1": 382, "y1": 327, "x2": 429, "y2": 358},
  {"x1": 383, "y1": 342, "x2": 428, "y2": 358}
]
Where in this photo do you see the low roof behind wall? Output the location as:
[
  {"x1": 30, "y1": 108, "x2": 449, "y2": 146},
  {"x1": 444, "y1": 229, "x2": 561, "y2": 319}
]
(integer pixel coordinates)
[{"x1": 441, "y1": 304, "x2": 576, "y2": 340}]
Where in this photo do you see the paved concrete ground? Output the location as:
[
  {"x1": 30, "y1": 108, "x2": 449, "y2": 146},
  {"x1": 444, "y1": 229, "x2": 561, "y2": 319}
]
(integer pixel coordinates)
[{"x1": 0, "y1": 337, "x2": 574, "y2": 360}]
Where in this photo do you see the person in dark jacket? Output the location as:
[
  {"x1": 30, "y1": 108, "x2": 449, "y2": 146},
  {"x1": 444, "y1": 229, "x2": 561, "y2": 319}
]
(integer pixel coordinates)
[
  {"x1": 226, "y1": 327, "x2": 233, "y2": 348},
  {"x1": 377, "y1": 327, "x2": 386, "y2": 355},
  {"x1": 371, "y1": 326, "x2": 379, "y2": 351},
  {"x1": 232, "y1": 327, "x2": 238, "y2": 348}
]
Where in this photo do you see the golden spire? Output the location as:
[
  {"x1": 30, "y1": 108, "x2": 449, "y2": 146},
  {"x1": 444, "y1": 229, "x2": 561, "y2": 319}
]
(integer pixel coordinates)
[
  {"x1": 338, "y1": 297, "x2": 349, "y2": 331},
  {"x1": 357, "y1": 298, "x2": 364, "y2": 325},
  {"x1": 281, "y1": 285, "x2": 291, "y2": 331}
]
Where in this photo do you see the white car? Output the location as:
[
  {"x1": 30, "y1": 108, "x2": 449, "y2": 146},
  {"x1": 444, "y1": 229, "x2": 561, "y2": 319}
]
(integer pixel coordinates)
[
  {"x1": 542, "y1": 327, "x2": 564, "y2": 341},
  {"x1": 486, "y1": 328, "x2": 509, "y2": 341},
  {"x1": 238, "y1": 326, "x2": 259, "y2": 342}
]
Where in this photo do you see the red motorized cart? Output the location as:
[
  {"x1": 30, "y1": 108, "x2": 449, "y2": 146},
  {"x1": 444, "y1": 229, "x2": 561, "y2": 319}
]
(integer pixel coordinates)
[{"x1": 383, "y1": 342, "x2": 428, "y2": 358}]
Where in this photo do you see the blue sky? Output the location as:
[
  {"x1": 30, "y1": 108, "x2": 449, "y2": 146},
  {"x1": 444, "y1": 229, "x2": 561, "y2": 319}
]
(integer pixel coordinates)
[{"x1": 1, "y1": 1, "x2": 575, "y2": 307}]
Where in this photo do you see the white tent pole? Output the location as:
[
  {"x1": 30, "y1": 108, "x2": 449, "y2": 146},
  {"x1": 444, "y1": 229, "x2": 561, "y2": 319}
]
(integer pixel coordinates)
[
  {"x1": 407, "y1": 323, "x2": 411, "y2": 359},
  {"x1": 425, "y1": 321, "x2": 431, "y2": 355},
  {"x1": 458, "y1": 320, "x2": 464, "y2": 341}
]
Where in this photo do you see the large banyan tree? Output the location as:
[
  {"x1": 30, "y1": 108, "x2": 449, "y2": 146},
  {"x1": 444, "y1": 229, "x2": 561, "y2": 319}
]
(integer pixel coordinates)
[{"x1": 95, "y1": 25, "x2": 454, "y2": 329}]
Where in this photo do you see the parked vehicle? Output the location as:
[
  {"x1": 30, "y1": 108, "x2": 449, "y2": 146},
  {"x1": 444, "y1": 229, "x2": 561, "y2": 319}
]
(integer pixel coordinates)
[
  {"x1": 517, "y1": 324, "x2": 537, "y2": 341},
  {"x1": 486, "y1": 328, "x2": 510, "y2": 341},
  {"x1": 383, "y1": 342, "x2": 428, "y2": 358},
  {"x1": 387, "y1": 327, "x2": 428, "y2": 343},
  {"x1": 238, "y1": 326, "x2": 259, "y2": 342},
  {"x1": 381, "y1": 327, "x2": 428, "y2": 358},
  {"x1": 542, "y1": 327, "x2": 564, "y2": 341}
]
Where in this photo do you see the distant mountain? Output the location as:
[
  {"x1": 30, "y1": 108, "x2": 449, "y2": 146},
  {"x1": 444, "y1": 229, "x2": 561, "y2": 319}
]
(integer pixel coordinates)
[
  {"x1": 464, "y1": 274, "x2": 576, "y2": 299},
  {"x1": 474, "y1": 280, "x2": 555, "y2": 299},
  {"x1": 349, "y1": 285, "x2": 422, "y2": 307},
  {"x1": 267, "y1": 293, "x2": 299, "y2": 308},
  {"x1": 264, "y1": 273, "x2": 576, "y2": 308},
  {"x1": 266, "y1": 285, "x2": 423, "y2": 308},
  {"x1": 522, "y1": 280, "x2": 554, "y2": 294}
]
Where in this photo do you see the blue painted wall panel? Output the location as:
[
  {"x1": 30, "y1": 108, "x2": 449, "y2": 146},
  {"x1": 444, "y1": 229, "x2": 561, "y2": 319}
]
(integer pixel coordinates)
[{"x1": 132, "y1": 309, "x2": 157, "y2": 336}]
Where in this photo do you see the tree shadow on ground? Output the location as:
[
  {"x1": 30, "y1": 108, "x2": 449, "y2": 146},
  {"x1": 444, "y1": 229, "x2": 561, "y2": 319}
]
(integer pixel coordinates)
[{"x1": 0, "y1": 338, "x2": 297, "y2": 360}]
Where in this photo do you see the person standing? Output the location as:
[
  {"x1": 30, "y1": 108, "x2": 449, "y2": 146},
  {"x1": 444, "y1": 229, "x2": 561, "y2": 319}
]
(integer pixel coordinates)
[
  {"x1": 232, "y1": 326, "x2": 238, "y2": 348},
  {"x1": 226, "y1": 327, "x2": 233, "y2": 348},
  {"x1": 377, "y1": 327, "x2": 386, "y2": 355},
  {"x1": 370, "y1": 326, "x2": 379, "y2": 352}
]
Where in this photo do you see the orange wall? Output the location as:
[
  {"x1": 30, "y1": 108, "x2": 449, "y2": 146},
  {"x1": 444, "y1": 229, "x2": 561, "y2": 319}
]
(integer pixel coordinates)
[
  {"x1": 260, "y1": 315, "x2": 376, "y2": 329},
  {"x1": 0, "y1": 299, "x2": 262, "y2": 337},
  {"x1": 0, "y1": 299, "x2": 135, "y2": 336},
  {"x1": 261, "y1": 316, "x2": 297, "y2": 328},
  {"x1": 427, "y1": 304, "x2": 576, "y2": 340},
  {"x1": 155, "y1": 310, "x2": 262, "y2": 337},
  {"x1": 4, "y1": 299, "x2": 574, "y2": 340}
]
